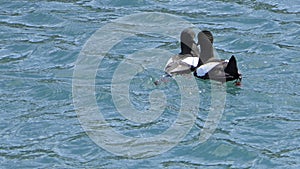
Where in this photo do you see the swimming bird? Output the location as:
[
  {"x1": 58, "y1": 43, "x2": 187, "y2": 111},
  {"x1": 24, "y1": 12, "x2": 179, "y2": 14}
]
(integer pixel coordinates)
[
  {"x1": 159, "y1": 29, "x2": 242, "y2": 85},
  {"x1": 193, "y1": 30, "x2": 242, "y2": 83},
  {"x1": 164, "y1": 28, "x2": 200, "y2": 76}
]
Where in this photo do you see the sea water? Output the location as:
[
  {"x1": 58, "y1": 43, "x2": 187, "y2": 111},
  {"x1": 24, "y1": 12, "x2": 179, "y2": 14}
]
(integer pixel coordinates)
[{"x1": 0, "y1": 0, "x2": 299, "y2": 168}]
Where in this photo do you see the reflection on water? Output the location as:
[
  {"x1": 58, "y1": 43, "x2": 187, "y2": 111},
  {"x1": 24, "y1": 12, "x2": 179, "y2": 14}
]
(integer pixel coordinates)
[{"x1": 0, "y1": 0, "x2": 299, "y2": 168}]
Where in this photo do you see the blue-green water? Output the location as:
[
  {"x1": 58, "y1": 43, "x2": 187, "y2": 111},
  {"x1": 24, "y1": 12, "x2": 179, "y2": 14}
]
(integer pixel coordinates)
[{"x1": 1, "y1": 0, "x2": 299, "y2": 168}]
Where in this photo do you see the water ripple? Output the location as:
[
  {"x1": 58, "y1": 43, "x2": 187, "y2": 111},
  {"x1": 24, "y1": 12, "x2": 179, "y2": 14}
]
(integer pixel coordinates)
[{"x1": 1, "y1": 0, "x2": 299, "y2": 168}]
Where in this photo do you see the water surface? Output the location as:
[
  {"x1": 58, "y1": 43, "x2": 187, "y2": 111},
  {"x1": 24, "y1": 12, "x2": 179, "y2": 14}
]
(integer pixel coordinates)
[{"x1": 1, "y1": 0, "x2": 299, "y2": 168}]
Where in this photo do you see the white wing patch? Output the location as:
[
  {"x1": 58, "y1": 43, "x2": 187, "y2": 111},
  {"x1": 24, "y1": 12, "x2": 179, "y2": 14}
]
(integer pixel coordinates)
[
  {"x1": 182, "y1": 57, "x2": 199, "y2": 67},
  {"x1": 196, "y1": 62, "x2": 220, "y2": 76}
]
